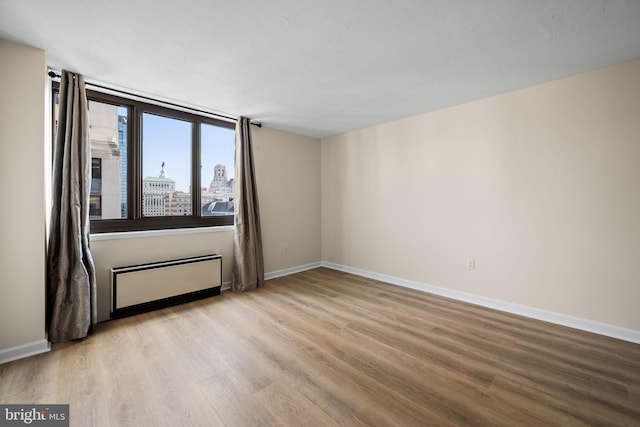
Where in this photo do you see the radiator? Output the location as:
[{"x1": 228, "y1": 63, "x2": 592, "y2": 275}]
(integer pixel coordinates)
[{"x1": 110, "y1": 254, "x2": 222, "y2": 318}]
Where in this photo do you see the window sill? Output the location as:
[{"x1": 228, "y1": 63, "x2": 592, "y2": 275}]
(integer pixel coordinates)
[{"x1": 90, "y1": 225, "x2": 234, "y2": 241}]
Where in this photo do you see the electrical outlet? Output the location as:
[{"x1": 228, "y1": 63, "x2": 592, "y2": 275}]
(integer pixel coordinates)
[
  {"x1": 466, "y1": 259, "x2": 475, "y2": 270},
  {"x1": 283, "y1": 245, "x2": 289, "y2": 255}
]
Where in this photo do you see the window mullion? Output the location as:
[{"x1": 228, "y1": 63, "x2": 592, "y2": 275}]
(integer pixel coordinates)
[
  {"x1": 130, "y1": 104, "x2": 142, "y2": 220},
  {"x1": 193, "y1": 121, "x2": 201, "y2": 217}
]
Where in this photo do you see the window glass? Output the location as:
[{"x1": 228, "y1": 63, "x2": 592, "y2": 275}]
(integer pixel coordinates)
[
  {"x1": 87, "y1": 100, "x2": 128, "y2": 220},
  {"x1": 142, "y1": 113, "x2": 192, "y2": 216},
  {"x1": 200, "y1": 123, "x2": 235, "y2": 216}
]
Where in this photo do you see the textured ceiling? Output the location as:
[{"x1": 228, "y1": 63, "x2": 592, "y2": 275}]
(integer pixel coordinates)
[{"x1": 1, "y1": 0, "x2": 639, "y2": 138}]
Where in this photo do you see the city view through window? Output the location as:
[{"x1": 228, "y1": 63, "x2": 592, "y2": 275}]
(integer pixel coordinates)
[
  {"x1": 53, "y1": 98, "x2": 236, "y2": 221},
  {"x1": 140, "y1": 113, "x2": 236, "y2": 218}
]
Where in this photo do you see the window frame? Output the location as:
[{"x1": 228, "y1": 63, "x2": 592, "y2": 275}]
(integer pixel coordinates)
[{"x1": 52, "y1": 83, "x2": 236, "y2": 233}]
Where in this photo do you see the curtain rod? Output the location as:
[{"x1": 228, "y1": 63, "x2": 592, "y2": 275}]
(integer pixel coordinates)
[{"x1": 47, "y1": 70, "x2": 262, "y2": 128}]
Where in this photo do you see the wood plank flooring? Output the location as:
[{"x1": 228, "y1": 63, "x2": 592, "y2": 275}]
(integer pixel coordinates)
[{"x1": 1, "y1": 267, "x2": 639, "y2": 426}]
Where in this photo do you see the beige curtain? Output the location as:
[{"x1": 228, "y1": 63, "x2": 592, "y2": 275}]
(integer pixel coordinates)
[
  {"x1": 47, "y1": 70, "x2": 96, "y2": 342},
  {"x1": 232, "y1": 117, "x2": 264, "y2": 291}
]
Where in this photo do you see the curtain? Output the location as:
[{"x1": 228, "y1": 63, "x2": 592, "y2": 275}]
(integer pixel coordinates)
[
  {"x1": 47, "y1": 70, "x2": 96, "y2": 342},
  {"x1": 232, "y1": 117, "x2": 264, "y2": 291}
]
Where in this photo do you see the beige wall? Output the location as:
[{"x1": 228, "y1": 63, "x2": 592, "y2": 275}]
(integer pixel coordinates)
[
  {"x1": 322, "y1": 58, "x2": 640, "y2": 330},
  {"x1": 252, "y1": 125, "x2": 321, "y2": 273},
  {"x1": 0, "y1": 39, "x2": 47, "y2": 350},
  {"x1": 91, "y1": 125, "x2": 321, "y2": 321}
]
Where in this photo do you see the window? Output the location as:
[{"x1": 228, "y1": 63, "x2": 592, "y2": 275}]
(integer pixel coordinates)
[
  {"x1": 201, "y1": 123, "x2": 236, "y2": 217},
  {"x1": 142, "y1": 113, "x2": 192, "y2": 217},
  {"x1": 89, "y1": 195, "x2": 102, "y2": 219},
  {"x1": 91, "y1": 158, "x2": 102, "y2": 179},
  {"x1": 52, "y1": 85, "x2": 236, "y2": 233},
  {"x1": 87, "y1": 101, "x2": 127, "y2": 221},
  {"x1": 90, "y1": 158, "x2": 102, "y2": 219}
]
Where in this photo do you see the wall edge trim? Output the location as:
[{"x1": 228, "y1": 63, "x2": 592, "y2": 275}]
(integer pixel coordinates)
[
  {"x1": 265, "y1": 262, "x2": 323, "y2": 280},
  {"x1": 220, "y1": 262, "x2": 323, "y2": 291},
  {"x1": 0, "y1": 339, "x2": 50, "y2": 365},
  {"x1": 321, "y1": 261, "x2": 640, "y2": 344}
]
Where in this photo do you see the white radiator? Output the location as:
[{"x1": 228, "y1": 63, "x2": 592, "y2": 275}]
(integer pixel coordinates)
[{"x1": 110, "y1": 254, "x2": 222, "y2": 318}]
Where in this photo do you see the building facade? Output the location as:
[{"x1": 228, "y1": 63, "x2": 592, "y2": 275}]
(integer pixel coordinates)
[
  {"x1": 142, "y1": 163, "x2": 176, "y2": 216},
  {"x1": 207, "y1": 164, "x2": 234, "y2": 201},
  {"x1": 88, "y1": 101, "x2": 122, "y2": 220}
]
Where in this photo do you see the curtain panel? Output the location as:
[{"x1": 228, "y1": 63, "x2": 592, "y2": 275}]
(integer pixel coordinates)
[
  {"x1": 47, "y1": 70, "x2": 97, "y2": 342},
  {"x1": 232, "y1": 117, "x2": 264, "y2": 291}
]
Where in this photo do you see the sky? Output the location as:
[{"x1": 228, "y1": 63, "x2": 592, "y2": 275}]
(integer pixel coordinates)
[{"x1": 142, "y1": 113, "x2": 235, "y2": 192}]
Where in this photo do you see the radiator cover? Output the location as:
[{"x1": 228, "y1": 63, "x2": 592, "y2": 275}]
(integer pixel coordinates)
[{"x1": 110, "y1": 254, "x2": 222, "y2": 318}]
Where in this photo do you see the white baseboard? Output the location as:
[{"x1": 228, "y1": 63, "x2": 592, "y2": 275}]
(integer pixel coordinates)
[
  {"x1": 265, "y1": 262, "x2": 323, "y2": 280},
  {"x1": 0, "y1": 339, "x2": 50, "y2": 365},
  {"x1": 321, "y1": 261, "x2": 640, "y2": 344},
  {"x1": 220, "y1": 262, "x2": 323, "y2": 291}
]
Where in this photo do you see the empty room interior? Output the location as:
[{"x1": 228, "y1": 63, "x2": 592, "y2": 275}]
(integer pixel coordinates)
[{"x1": 1, "y1": 1, "x2": 639, "y2": 426}]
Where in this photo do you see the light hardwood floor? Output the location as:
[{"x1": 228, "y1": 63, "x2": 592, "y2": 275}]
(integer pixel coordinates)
[{"x1": 1, "y1": 267, "x2": 639, "y2": 426}]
